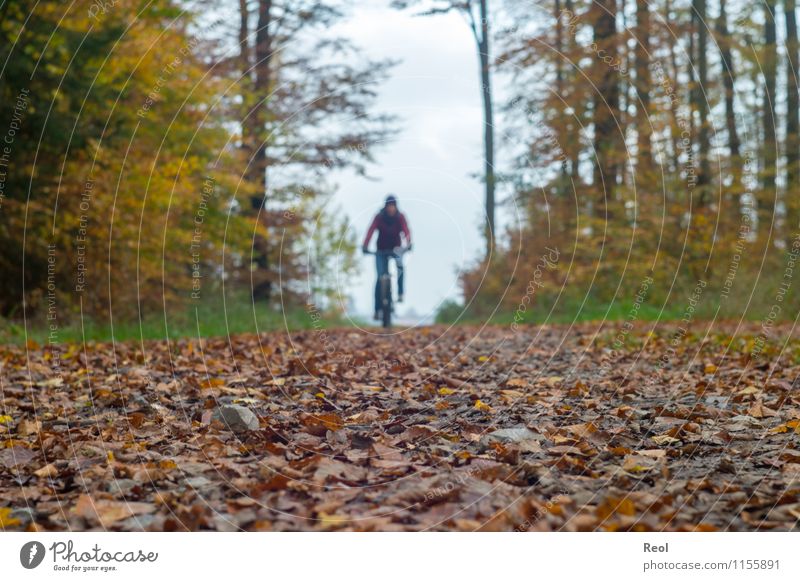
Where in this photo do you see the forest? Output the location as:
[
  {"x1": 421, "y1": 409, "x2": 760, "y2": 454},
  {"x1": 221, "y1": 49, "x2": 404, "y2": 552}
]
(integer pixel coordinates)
[
  {"x1": 0, "y1": 0, "x2": 392, "y2": 340},
  {"x1": 2, "y1": 0, "x2": 800, "y2": 535},
  {"x1": 458, "y1": 0, "x2": 800, "y2": 324},
  {"x1": 2, "y1": 0, "x2": 799, "y2": 337}
]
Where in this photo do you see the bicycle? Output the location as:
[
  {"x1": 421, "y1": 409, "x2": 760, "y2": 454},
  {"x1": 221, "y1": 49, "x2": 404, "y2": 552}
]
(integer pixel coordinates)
[{"x1": 364, "y1": 246, "x2": 410, "y2": 328}]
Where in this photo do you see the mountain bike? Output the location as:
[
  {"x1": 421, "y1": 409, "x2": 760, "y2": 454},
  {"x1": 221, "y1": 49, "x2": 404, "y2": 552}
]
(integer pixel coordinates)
[{"x1": 364, "y1": 246, "x2": 409, "y2": 329}]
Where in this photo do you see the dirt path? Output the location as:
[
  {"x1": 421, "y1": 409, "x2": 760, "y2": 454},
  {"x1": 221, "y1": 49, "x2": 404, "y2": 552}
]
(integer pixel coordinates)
[{"x1": 1, "y1": 323, "x2": 799, "y2": 531}]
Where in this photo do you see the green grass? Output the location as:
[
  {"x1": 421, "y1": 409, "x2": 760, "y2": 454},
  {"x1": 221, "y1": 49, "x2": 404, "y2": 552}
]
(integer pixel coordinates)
[
  {"x1": 1, "y1": 296, "x2": 343, "y2": 345},
  {"x1": 434, "y1": 293, "x2": 771, "y2": 327}
]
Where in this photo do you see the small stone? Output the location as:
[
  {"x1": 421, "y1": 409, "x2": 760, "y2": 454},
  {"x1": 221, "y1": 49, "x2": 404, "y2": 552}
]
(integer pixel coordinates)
[
  {"x1": 119, "y1": 514, "x2": 158, "y2": 531},
  {"x1": 482, "y1": 427, "x2": 540, "y2": 445},
  {"x1": 727, "y1": 415, "x2": 762, "y2": 432},
  {"x1": 106, "y1": 478, "x2": 138, "y2": 495},
  {"x1": 185, "y1": 476, "x2": 213, "y2": 489},
  {"x1": 127, "y1": 394, "x2": 149, "y2": 408},
  {"x1": 212, "y1": 404, "x2": 259, "y2": 433},
  {"x1": 9, "y1": 507, "x2": 35, "y2": 525},
  {"x1": 704, "y1": 395, "x2": 729, "y2": 407}
]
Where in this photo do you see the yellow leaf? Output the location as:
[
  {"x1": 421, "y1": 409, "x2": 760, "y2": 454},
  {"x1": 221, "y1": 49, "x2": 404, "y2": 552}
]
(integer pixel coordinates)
[
  {"x1": 0, "y1": 415, "x2": 13, "y2": 425},
  {"x1": 623, "y1": 455, "x2": 654, "y2": 473},
  {"x1": 200, "y1": 377, "x2": 225, "y2": 389},
  {"x1": 651, "y1": 434, "x2": 681, "y2": 445},
  {"x1": 438, "y1": 387, "x2": 456, "y2": 396},
  {"x1": 543, "y1": 376, "x2": 564, "y2": 387},
  {"x1": 318, "y1": 512, "x2": 347, "y2": 530},
  {"x1": 477, "y1": 356, "x2": 489, "y2": 362},
  {"x1": 474, "y1": 400, "x2": 492, "y2": 413},
  {"x1": 596, "y1": 496, "x2": 636, "y2": 519},
  {"x1": 0, "y1": 507, "x2": 21, "y2": 528},
  {"x1": 771, "y1": 420, "x2": 800, "y2": 434},
  {"x1": 37, "y1": 377, "x2": 63, "y2": 388},
  {"x1": 704, "y1": 364, "x2": 718, "y2": 374}
]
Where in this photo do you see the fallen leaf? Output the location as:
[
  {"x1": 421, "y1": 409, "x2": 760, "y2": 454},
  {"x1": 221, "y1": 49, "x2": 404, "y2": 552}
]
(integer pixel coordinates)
[
  {"x1": 748, "y1": 401, "x2": 778, "y2": 418},
  {"x1": 34, "y1": 464, "x2": 58, "y2": 478}
]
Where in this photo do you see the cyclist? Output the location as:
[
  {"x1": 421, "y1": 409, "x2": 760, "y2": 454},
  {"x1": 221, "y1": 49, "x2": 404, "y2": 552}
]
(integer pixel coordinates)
[{"x1": 362, "y1": 195, "x2": 412, "y2": 320}]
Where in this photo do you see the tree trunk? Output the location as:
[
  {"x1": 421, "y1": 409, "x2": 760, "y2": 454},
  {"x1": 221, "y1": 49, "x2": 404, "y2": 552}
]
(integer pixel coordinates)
[
  {"x1": 239, "y1": 0, "x2": 255, "y2": 163},
  {"x1": 250, "y1": 0, "x2": 274, "y2": 301},
  {"x1": 478, "y1": 0, "x2": 495, "y2": 255},
  {"x1": 716, "y1": 0, "x2": 740, "y2": 161},
  {"x1": 251, "y1": 0, "x2": 273, "y2": 196},
  {"x1": 591, "y1": 0, "x2": 620, "y2": 216},
  {"x1": 565, "y1": 0, "x2": 581, "y2": 184},
  {"x1": 762, "y1": 2, "x2": 778, "y2": 226},
  {"x1": 665, "y1": 0, "x2": 681, "y2": 174},
  {"x1": 786, "y1": 0, "x2": 800, "y2": 234},
  {"x1": 692, "y1": 0, "x2": 711, "y2": 198},
  {"x1": 555, "y1": 0, "x2": 567, "y2": 191},
  {"x1": 239, "y1": 0, "x2": 250, "y2": 72},
  {"x1": 634, "y1": 0, "x2": 652, "y2": 175}
]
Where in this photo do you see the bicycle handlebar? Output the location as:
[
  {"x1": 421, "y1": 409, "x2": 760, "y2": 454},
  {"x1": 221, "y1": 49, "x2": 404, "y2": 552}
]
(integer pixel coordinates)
[{"x1": 363, "y1": 245, "x2": 411, "y2": 256}]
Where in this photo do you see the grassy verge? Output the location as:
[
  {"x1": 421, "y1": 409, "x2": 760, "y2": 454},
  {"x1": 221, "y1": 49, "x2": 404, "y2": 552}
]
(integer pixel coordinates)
[
  {"x1": 435, "y1": 294, "x2": 769, "y2": 326},
  {"x1": 1, "y1": 296, "x2": 344, "y2": 345}
]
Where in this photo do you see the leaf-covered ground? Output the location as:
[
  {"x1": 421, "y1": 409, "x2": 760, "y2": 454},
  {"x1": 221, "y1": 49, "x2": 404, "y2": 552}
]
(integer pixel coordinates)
[{"x1": 1, "y1": 323, "x2": 799, "y2": 531}]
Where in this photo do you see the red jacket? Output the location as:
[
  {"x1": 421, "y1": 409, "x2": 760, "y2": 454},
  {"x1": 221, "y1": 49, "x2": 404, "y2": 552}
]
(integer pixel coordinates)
[{"x1": 363, "y1": 210, "x2": 411, "y2": 251}]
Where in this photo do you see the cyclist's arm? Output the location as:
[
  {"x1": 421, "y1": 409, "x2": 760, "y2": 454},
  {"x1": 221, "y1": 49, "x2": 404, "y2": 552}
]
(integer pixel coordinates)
[
  {"x1": 400, "y1": 213, "x2": 411, "y2": 247},
  {"x1": 362, "y1": 215, "x2": 379, "y2": 249}
]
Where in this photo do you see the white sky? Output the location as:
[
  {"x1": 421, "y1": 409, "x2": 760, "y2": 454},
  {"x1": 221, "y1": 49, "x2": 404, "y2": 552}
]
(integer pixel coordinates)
[{"x1": 326, "y1": 1, "x2": 490, "y2": 319}]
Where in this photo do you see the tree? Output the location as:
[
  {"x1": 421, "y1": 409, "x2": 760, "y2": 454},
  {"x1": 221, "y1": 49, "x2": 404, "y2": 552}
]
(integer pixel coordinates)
[
  {"x1": 762, "y1": 1, "x2": 778, "y2": 229},
  {"x1": 393, "y1": 0, "x2": 497, "y2": 255},
  {"x1": 235, "y1": 1, "x2": 396, "y2": 301},
  {"x1": 0, "y1": 0, "x2": 392, "y2": 321},
  {"x1": 634, "y1": 0, "x2": 653, "y2": 175},
  {"x1": 590, "y1": 0, "x2": 621, "y2": 216},
  {"x1": 786, "y1": 0, "x2": 800, "y2": 234},
  {"x1": 716, "y1": 0, "x2": 741, "y2": 163}
]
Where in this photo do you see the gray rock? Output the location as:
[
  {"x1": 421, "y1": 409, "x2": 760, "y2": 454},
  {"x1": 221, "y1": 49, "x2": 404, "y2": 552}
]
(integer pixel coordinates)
[
  {"x1": 119, "y1": 514, "x2": 158, "y2": 531},
  {"x1": 9, "y1": 506, "x2": 35, "y2": 525},
  {"x1": 482, "y1": 427, "x2": 540, "y2": 445},
  {"x1": 726, "y1": 415, "x2": 762, "y2": 432},
  {"x1": 212, "y1": 404, "x2": 259, "y2": 433},
  {"x1": 106, "y1": 478, "x2": 138, "y2": 495},
  {"x1": 185, "y1": 476, "x2": 213, "y2": 489}
]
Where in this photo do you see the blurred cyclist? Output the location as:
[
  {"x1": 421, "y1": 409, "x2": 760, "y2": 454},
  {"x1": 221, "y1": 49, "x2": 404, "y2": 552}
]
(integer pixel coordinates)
[{"x1": 362, "y1": 195, "x2": 412, "y2": 320}]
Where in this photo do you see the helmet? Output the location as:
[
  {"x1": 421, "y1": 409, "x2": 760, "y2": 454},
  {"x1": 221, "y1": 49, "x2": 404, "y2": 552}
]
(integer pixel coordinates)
[{"x1": 385, "y1": 194, "x2": 397, "y2": 206}]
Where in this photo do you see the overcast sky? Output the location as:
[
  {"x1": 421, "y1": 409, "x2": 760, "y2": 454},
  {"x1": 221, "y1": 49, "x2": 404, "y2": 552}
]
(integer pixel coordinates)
[{"x1": 325, "y1": 1, "x2": 491, "y2": 321}]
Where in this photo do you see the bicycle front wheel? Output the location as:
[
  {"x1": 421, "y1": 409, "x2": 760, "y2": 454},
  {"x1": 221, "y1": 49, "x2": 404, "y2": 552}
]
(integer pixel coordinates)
[{"x1": 380, "y1": 275, "x2": 392, "y2": 328}]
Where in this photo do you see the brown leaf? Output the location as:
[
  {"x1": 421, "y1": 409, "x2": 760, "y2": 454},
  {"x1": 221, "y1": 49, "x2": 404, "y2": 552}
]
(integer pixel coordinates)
[
  {"x1": 33, "y1": 463, "x2": 58, "y2": 478},
  {"x1": 74, "y1": 495, "x2": 156, "y2": 527},
  {"x1": 748, "y1": 401, "x2": 778, "y2": 418}
]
